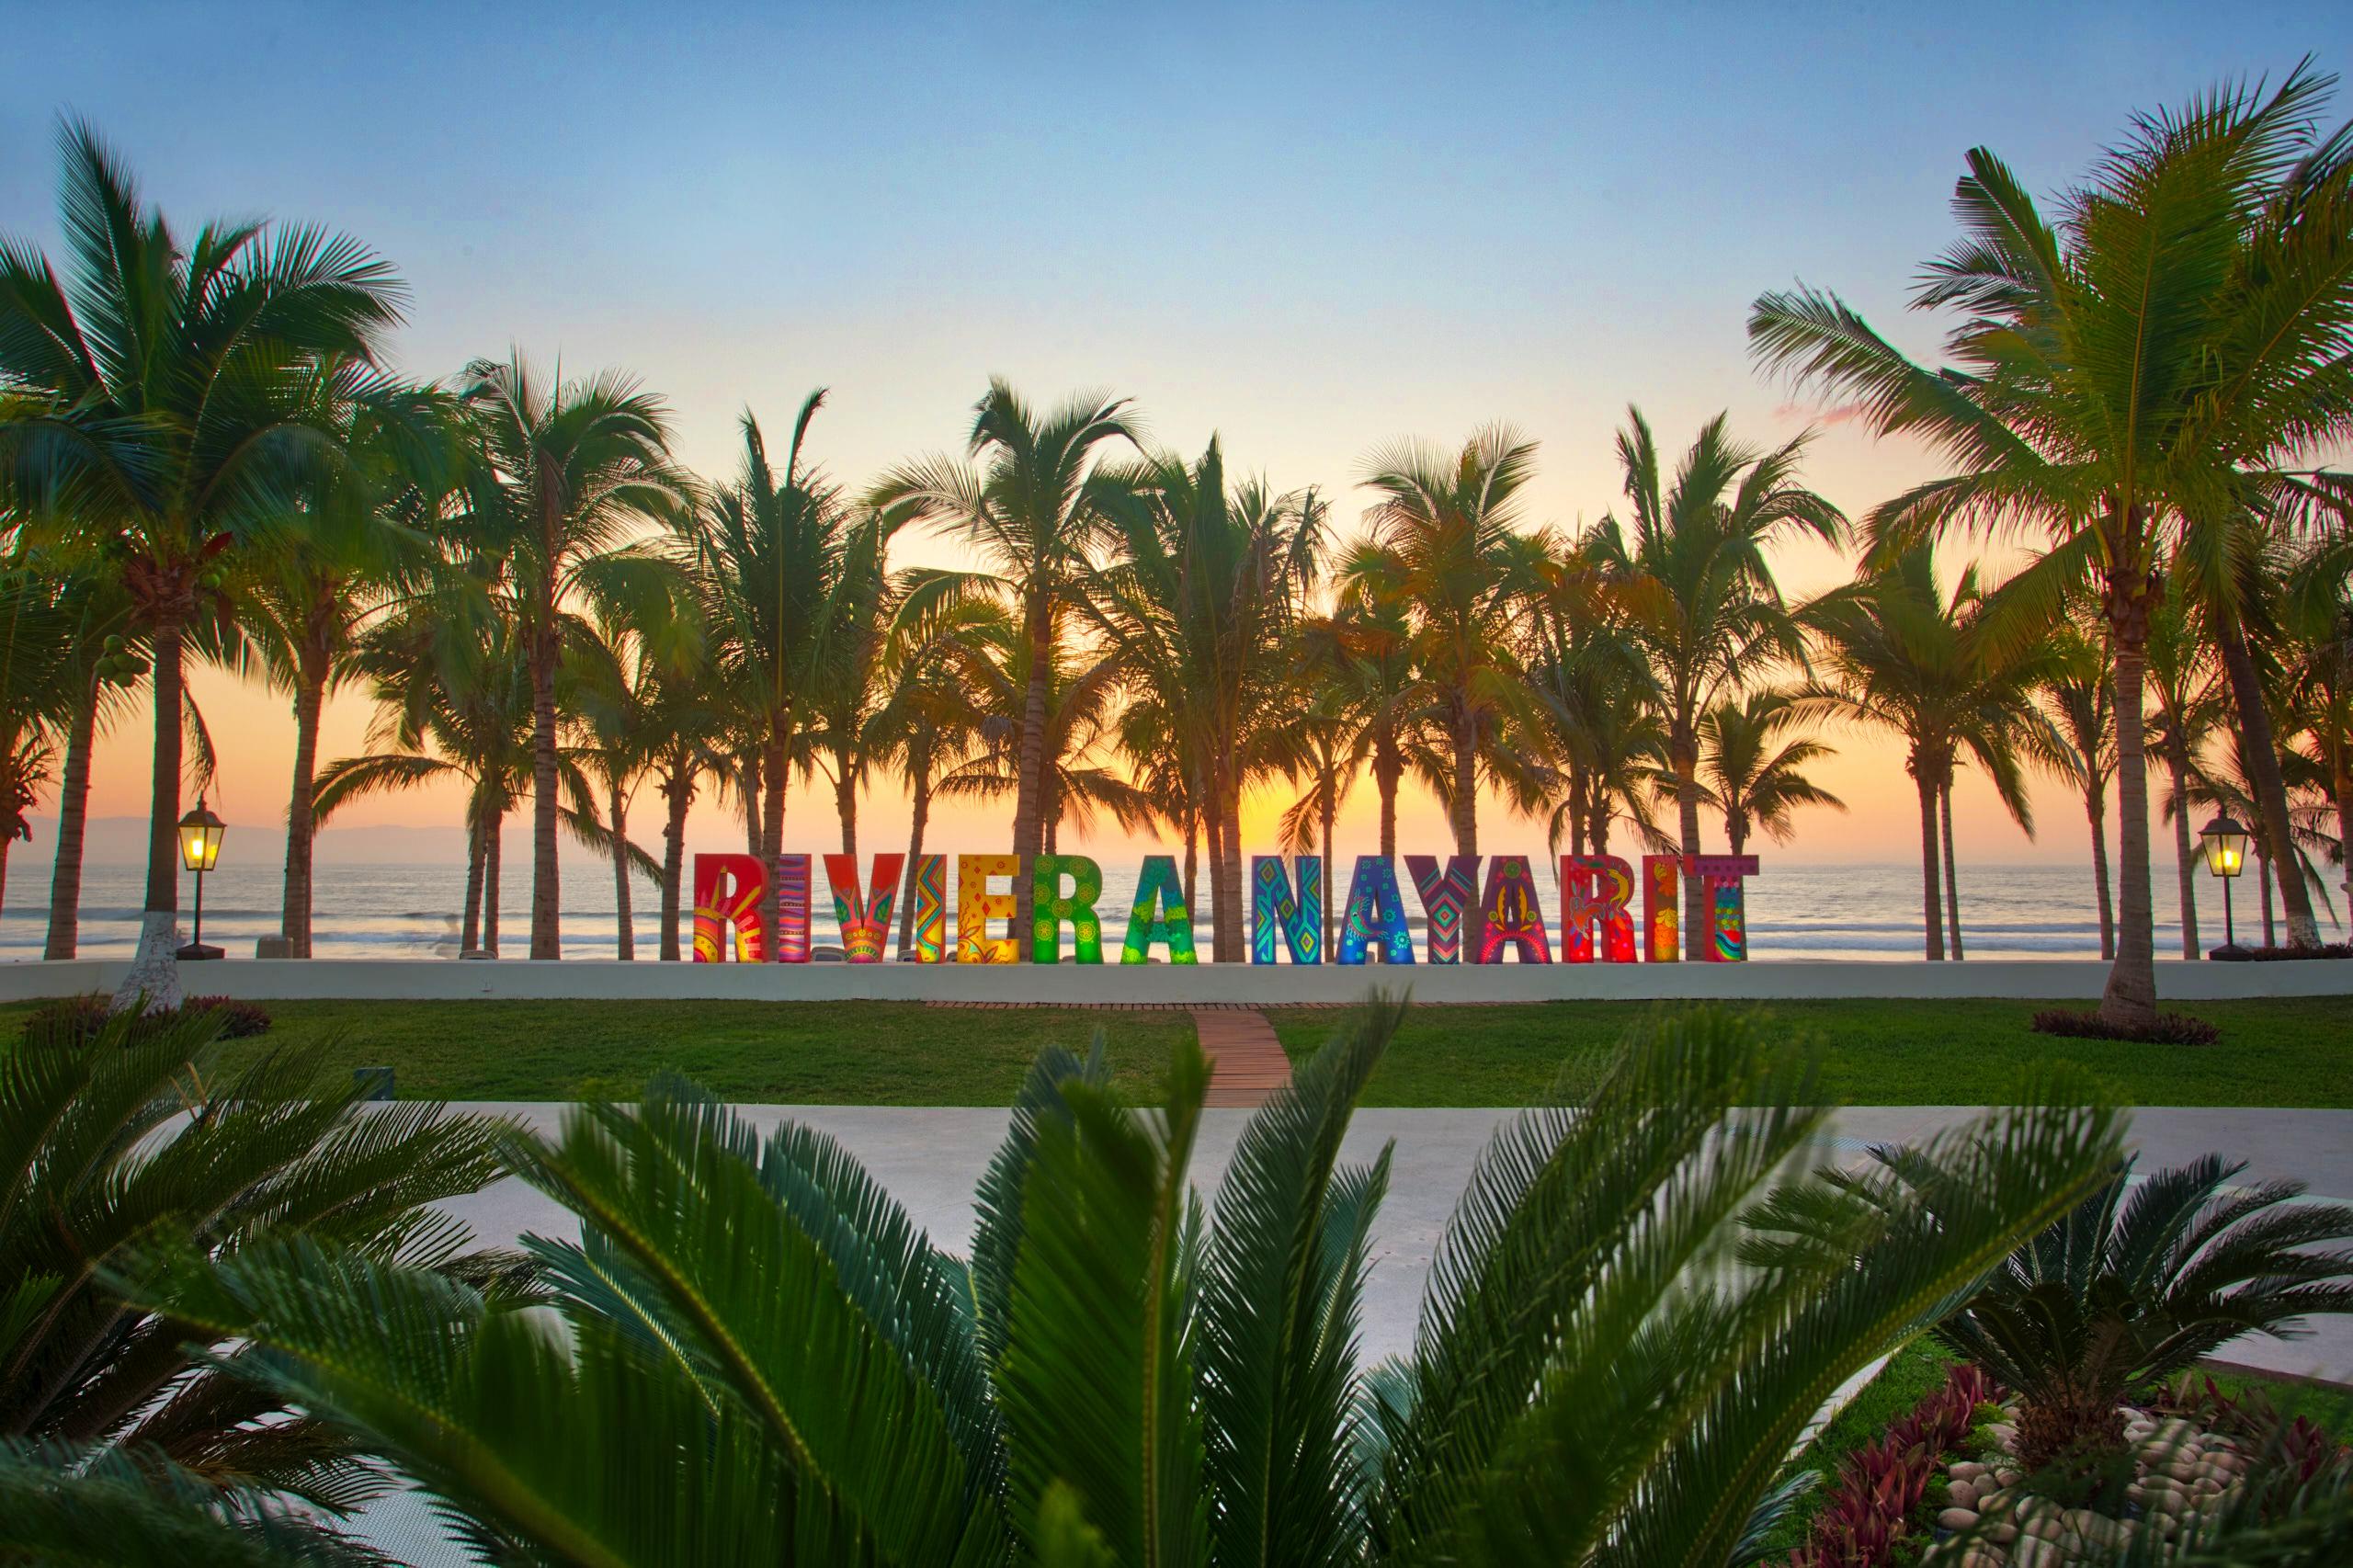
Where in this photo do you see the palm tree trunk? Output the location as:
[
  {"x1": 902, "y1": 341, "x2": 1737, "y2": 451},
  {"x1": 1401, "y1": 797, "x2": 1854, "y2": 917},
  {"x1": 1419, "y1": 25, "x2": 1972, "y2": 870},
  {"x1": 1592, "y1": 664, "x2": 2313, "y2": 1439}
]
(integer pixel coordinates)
[
  {"x1": 898, "y1": 767, "x2": 931, "y2": 956},
  {"x1": 2216, "y1": 616, "x2": 2321, "y2": 946},
  {"x1": 1374, "y1": 727, "x2": 1400, "y2": 860},
  {"x1": 1915, "y1": 771, "x2": 1945, "y2": 961},
  {"x1": 741, "y1": 756, "x2": 762, "y2": 860},
  {"x1": 279, "y1": 658, "x2": 326, "y2": 958},
  {"x1": 660, "y1": 767, "x2": 690, "y2": 961},
  {"x1": 1320, "y1": 783, "x2": 1337, "y2": 960},
  {"x1": 1221, "y1": 773, "x2": 1245, "y2": 963},
  {"x1": 1203, "y1": 788, "x2": 1226, "y2": 961},
  {"x1": 757, "y1": 733, "x2": 787, "y2": 942},
  {"x1": 43, "y1": 671, "x2": 97, "y2": 960},
  {"x1": 2335, "y1": 758, "x2": 2352, "y2": 924},
  {"x1": 2259, "y1": 851, "x2": 2277, "y2": 948},
  {"x1": 1568, "y1": 771, "x2": 1588, "y2": 858},
  {"x1": 483, "y1": 811, "x2": 503, "y2": 957},
  {"x1": 835, "y1": 766, "x2": 857, "y2": 858},
  {"x1": 1939, "y1": 780, "x2": 1963, "y2": 960},
  {"x1": 114, "y1": 614, "x2": 186, "y2": 1012},
  {"x1": 2086, "y1": 783, "x2": 2116, "y2": 961},
  {"x1": 461, "y1": 803, "x2": 485, "y2": 956},
  {"x1": 1011, "y1": 609, "x2": 1051, "y2": 939},
  {"x1": 1674, "y1": 716, "x2": 1706, "y2": 959},
  {"x1": 2097, "y1": 642, "x2": 2158, "y2": 1028},
  {"x1": 1450, "y1": 709, "x2": 1479, "y2": 858},
  {"x1": 610, "y1": 783, "x2": 634, "y2": 960},
  {"x1": 2168, "y1": 748, "x2": 2200, "y2": 960},
  {"x1": 528, "y1": 627, "x2": 562, "y2": 960},
  {"x1": 1183, "y1": 810, "x2": 1199, "y2": 915}
]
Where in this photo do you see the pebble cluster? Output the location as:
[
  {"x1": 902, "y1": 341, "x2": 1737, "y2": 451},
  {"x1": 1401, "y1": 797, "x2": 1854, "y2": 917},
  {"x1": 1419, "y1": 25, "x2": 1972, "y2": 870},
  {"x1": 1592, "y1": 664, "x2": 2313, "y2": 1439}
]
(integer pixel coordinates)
[{"x1": 1921, "y1": 1409, "x2": 2248, "y2": 1566}]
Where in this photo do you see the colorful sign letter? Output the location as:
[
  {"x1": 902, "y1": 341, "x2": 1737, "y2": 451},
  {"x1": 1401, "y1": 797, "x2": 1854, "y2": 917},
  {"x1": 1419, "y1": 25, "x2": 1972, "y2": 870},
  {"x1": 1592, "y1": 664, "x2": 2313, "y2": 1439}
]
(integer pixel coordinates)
[
  {"x1": 1687, "y1": 854, "x2": 1760, "y2": 962},
  {"x1": 1031, "y1": 853, "x2": 1104, "y2": 963},
  {"x1": 823, "y1": 852, "x2": 902, "y2": 963},
  {"x1": 1249, "y1": 855, "x2": 1323, "y2": 964},
  {"x1": 1120, "y1": 854, "x2": 1197, "y2": 964},
  {"x1": 957, "y1": 853, "x2": 1021, "y2": 964},
  {"x1": 1475, "y1": 854, "x2": 1552, "y2": 964},
  {"x1": 690, "y1": 853, "x2": 767, "y2": 962},
  {"x1": 1404, "y1": 855, "x2": 1477, "y2": 965},
  {"x1": 1560, "y1": 855, "x2": 1637, "y2": 963},
  {"x1": 770, "y1": 854, "x2": 813, "y2": 962},
  {"x1": 902, "y1": 854, "x2": 947, "y2": 962},
  {"x1": 1337, "y1": 856, "x2": 1415, "y2": 965},
  {"x1": 1642, "y1": 855, "x2": 1681, "y2": 961}
]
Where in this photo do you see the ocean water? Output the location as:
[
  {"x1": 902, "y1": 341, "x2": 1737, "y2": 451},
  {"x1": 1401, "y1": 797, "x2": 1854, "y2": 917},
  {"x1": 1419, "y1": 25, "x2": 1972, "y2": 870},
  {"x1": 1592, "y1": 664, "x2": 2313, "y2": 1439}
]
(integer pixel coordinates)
[{"x1": 4, "y1": 854, "x2": 2326, "y2": 963}]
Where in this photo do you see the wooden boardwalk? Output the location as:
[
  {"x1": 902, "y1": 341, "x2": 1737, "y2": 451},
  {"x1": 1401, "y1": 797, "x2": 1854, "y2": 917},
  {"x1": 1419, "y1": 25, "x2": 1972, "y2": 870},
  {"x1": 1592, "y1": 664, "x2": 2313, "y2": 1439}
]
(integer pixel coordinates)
[{"x1": 1189, "y1": 1007, "x2": 1292, "y2": 1107}]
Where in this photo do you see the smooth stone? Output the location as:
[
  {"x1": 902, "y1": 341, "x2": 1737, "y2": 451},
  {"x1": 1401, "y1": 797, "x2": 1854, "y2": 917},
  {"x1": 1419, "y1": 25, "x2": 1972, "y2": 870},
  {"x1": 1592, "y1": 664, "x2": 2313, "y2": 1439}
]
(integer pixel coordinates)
[
  {"x1": 1948, "y1": 1480, "x2": 1980, "y2": 1509},
  {"x1": 1938, "y1": 1507, "x2": 1980, "y2": 1531},
  {"x1": 1949, "y1": 1460, "x2": 1988, "y2": 1482}
]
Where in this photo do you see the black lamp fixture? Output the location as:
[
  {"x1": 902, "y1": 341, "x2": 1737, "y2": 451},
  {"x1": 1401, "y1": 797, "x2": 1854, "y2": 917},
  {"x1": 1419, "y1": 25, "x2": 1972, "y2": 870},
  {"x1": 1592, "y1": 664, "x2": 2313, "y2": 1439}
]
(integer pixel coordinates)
[
  {"x1": 176, "y1": 795, "x2": 226, "y2": 960},
  {"x1": 2199, "y1": 812, "x2": 2250, "y2": 958}
]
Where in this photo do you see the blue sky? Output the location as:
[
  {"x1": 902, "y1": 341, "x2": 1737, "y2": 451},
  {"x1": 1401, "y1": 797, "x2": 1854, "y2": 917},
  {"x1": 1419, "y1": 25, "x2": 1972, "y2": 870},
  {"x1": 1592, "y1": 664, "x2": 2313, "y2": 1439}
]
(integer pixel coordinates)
[{"x1": 6, "y1": 1, "x2": 2349, "y2": 860}]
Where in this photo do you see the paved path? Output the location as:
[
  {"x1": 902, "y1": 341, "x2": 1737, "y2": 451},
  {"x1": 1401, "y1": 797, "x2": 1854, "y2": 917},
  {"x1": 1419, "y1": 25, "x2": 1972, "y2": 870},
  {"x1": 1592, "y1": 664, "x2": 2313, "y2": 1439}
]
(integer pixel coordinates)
[
  {"x1": 434, "y1": 1102, "x2": 2353, "y2": 1385},
  {"x1": 1190, "y1": 1007, "x2": 1291, "y2": 1105}
]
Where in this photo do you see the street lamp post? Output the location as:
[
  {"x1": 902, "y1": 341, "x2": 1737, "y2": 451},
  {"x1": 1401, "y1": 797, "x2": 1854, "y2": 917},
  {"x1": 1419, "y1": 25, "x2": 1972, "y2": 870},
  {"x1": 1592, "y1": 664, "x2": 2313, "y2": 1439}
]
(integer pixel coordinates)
[
  {"x1": 176, "y1": 796, "x2": 226, "y2": 961},
  {"x1": 2199, "y1": 812, "x2": 2250, "y2": 959}
]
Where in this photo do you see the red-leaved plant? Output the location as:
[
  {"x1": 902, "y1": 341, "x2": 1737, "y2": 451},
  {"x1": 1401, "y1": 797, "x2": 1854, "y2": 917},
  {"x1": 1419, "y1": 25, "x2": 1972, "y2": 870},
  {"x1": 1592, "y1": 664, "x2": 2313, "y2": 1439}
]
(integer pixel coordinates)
[{"x1": 1786, "y1": 1364, "x2": 2000, "y2": 1568}]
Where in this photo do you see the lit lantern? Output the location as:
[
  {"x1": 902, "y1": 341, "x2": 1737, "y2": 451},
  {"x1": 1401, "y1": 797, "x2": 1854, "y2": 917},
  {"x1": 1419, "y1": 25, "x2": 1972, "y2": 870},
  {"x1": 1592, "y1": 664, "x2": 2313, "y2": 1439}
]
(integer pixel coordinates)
[
  {"x1": 2199, "y1": 813, "x2": 2251, "y2": 955},
  {"x1": 175, "y1": 796, "x2": 226, "y2": 960}
]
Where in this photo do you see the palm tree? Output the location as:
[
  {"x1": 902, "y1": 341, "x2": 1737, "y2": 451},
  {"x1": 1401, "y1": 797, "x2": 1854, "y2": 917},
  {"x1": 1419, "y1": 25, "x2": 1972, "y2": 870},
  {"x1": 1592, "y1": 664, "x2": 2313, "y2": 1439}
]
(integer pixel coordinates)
[
  {"x1": 870, "y1": 597, "x2": 1002, "y2": 956},
  {"x1": 1094, "y1": 442, "x2": 1321, "y2": 959},
  {"x1": 873, "y1": 381, "x2": 1140, "y2": 935},
  {"x1": 1751, "y1": 65, "x2": 2353, "y2": 1017},
  {"x1": 2145, "y1": 593, "x2": 2226, "y2": 958},
  {"x1": 242, "y1": 378, "x2": 456, "y2": 957},
  {"x1": 2285, "y1": 535, "x2": 2353, "y2": 916},
  {"x1": 1519, "y1": 532, "x2": 1671, "y2": 858},
  {"x1": 0, "y1": 1006, "x2": 508, "y2": 1518},
  {"x1": 642, "y1": 682, "x2": 732, "y2": 962},
  {"x1": 1277, "y1": 685, "x2": 1367, "y2": 960},
  {"x1": 0, "y1": 572, "x2": 81, "y2": 912},
  {"x1": 2031, "y1": 635, "x2": 2120, "y2": 960},
  {"x1": 37, "y1": 569, "x2": 136, "y2": 960},
  {"x1": 943, "y1": 628, "x2": 1156, "y2": 858},
  {"x1": 1349, "y1": 425, "x2": 1544, "y2": 878},
  {"x1": 0, "y1": 120, "x2": 404, "y2": 1005},
  {"x1": 1697, "y1": 687, "x2": 1845, "y2": 857},
  {"x1": 1300, "y1": 581, "x2": 1424, "y2": 860},
  {"x1": 571, "y1": 584, "x2": 701, "y2": 960},
  {"x1": 689, "y1": 393, "x2": 872, "y2": 944},
  {"x1": 1802, "y1": 544, "x2": 2052, "y2": 959},
  {"x1": 456, "y1": 354, "x2": 686, "y2": 960},
  {"x1": 804, "y1": 510, "x2": 899, "y2": 860},
  {"x1": 1592, "y1": 408, "x2": 1844, "y2": 947},
  {"x1": 85, "y1": 1002, "x2": 2137, "y2": 1566}
]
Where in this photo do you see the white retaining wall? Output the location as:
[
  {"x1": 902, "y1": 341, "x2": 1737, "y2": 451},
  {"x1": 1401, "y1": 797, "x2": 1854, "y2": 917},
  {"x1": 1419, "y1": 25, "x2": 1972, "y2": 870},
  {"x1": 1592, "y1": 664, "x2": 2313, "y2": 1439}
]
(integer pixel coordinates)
[{"x1": 6, "y1": 956, "x2": 2349, "y2": 1005}]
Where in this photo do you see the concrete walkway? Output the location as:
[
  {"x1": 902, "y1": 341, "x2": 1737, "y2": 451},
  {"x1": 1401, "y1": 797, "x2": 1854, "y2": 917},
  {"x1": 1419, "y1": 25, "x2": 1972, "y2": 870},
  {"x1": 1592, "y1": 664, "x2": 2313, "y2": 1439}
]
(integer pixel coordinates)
[{"x1": 434, "y1": 1102, "x2": 2353, "y2": 1385}]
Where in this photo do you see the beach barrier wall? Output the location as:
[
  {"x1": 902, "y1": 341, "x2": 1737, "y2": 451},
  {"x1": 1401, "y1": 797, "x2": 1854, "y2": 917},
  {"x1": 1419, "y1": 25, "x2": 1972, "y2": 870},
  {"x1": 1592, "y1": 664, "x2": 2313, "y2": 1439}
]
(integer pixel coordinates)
[{"x1": 3, "y1": 957, "x2": 2347, "y2": 1005}]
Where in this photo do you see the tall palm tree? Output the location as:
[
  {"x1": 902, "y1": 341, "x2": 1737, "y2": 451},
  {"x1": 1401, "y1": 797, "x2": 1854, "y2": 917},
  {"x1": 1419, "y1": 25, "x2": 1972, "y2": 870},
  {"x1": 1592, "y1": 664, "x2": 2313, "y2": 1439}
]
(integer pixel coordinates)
[
  {"x1": 873, "y1": 381, "x2": 1140, "y2": 934},
  {"x1": 1697, "y1": 687, "x2": 1845, "y2": 857},
  {"x1": 37, "y1": 568, "x2": 135, "y2": 959},
  {"x1": 1802, "y1": 544, "x2": 2052, "y2": 959},
  {"x1": 242, "y1": 378, "x2": 456, "y2": 957},
  {"x1": 870, "y1": 597, "x2": 1001, "y2": 956},
  {"x1": 804, "y1": 509, "x2": 899, "y2": 860},
  {"x1": 0, "y1": 120, "x2": 404, "y2": 1005},
  {"x1": 2031, "y1": 636, "x2": 2120, "y2": 960},
  {"x1": 1349, "y1": 425, "x2": 1544, "y2": 878},
  {"x1": 571, "y1": 584, "x2": 700, "y2": 960},
  {"x1": 1277, "y1": 685, "x2": 1368, "y2": 960},
  {"x1": 1300, "y1": 582, "x2": 1424, "y2": 860},
  {"x1": 689, "y1": 393, "x2": 872, "y2": 944},
  {"x1": 2285, "y1": 535, "x2": 2352, "y2": 916},
  {"x1": 1751, "y1": 64, "x2": 2353, "y2": 1017},
  {"x1": 456, "y1": 354, "x2": 686, "y2": 960},
  {"x1": 0, "y1": 571, "x2": 82, "y2": 912},
  {"x1": 943, "y1": 629, "x2": 1155, "y2": 858},
  {"x1": 1094, "y1": 442, "x2": 1321, "y2": 959},
  {"x1": 1519, "y1": 531, "x2": 1671, "y2": 858},
  {"x1": 2145, "y1": 592, "x2": 2226, "y2": 958},
  {"x1": 1593, "y1": 408, "x2": 1844, "y2": 947}
]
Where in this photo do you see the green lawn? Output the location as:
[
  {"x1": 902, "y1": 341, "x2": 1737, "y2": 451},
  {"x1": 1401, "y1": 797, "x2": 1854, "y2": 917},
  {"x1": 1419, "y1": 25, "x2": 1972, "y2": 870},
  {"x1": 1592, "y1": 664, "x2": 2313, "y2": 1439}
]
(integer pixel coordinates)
[
  {"x1": 1271, "y1": 997, "x2": 2353, "y2": 1108},
  {"x1": 0, "y1": 999, "x2": 1187, "y2": 1106},
  {"x1": 3, "y1": 994, "x2": 2347, "y2": 1108}
]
